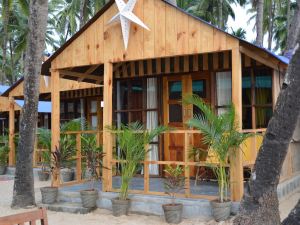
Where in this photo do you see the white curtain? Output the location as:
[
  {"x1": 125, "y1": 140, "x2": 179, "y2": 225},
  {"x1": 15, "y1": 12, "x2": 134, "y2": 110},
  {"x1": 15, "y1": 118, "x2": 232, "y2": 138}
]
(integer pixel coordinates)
[
  {"x1": 216, "y1": 72, "x2": 232, "y2": 115},
  {"x1": 146, "y1": 78, "x2": 159, "y2": 175}
]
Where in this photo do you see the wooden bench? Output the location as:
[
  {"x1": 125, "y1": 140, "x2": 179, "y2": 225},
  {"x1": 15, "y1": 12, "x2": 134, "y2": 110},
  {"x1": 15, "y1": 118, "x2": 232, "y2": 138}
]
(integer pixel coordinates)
[{"x1": 0, "y1": 208, "x2": 48, "y2": 225}]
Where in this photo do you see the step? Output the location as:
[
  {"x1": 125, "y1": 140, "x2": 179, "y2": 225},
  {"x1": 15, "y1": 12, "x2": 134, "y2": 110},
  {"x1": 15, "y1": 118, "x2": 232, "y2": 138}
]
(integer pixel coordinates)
[{"x1": 38, "y1": 202, "x2": 94, "y2": 214}]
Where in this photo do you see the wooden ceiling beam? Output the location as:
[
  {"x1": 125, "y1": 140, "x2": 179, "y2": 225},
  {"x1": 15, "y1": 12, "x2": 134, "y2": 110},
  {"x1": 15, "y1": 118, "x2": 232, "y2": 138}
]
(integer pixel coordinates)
[
  {"x1": 59, "y1": 70, "x2": 103, "y2": 84},
  {"x1": 85, "y1": 65, "x2": 100, "y2": 74}
]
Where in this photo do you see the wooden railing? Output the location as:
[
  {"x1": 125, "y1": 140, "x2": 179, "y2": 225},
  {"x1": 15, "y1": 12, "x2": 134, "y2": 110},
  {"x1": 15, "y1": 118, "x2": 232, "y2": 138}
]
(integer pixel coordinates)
[
  {"x1": 51, "y1": 129, "x2": 264, "y2": 199},
  {"x1": 51, "y1": 130, "x2": 103, "y2": 187}
]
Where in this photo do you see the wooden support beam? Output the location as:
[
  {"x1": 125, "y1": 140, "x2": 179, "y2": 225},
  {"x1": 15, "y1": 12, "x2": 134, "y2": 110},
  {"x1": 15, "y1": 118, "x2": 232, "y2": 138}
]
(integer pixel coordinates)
[
  {"x1": 102, "y1": 62, "x2": 113, "y2": 192},
  {"x1": 76, "y1": 133, "x2": 82, "y2": 182},
  {"x1": 8, "y1": 96, "x2": 15, "y2": 166},
  {"x1": 240, "y1": 46, "x2": 279, "y2": 70},
  {"x1": 51, "y1": 69, "x2": 61, "y2": 187},
  {"x1": 230, "y1": 48, "x2": 244, "y2": 201},
  {"x1": 85, "y1": 65, "x2": 100, "y2": 74},
  {"x1": 59, "y1": 70, "x2": 103, "y2": 83}
]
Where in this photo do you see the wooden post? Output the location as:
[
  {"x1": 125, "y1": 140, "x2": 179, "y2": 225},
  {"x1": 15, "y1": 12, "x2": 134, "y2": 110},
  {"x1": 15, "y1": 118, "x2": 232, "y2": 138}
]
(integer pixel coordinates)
[
  {"x1": 230, "y1": 48, "x2": 244, "y2": 201},
  {"x1": 51, "y1": 69, "x2": 60, "y2": 187},
  {"x1": 102, "y1": 62, "x2": 113, "y2": 192},
  {"x1": 184, "y1": 132, "x2": 190, "y2": 197},
  {"x1": 8, "y1": 96, "x2": 15, "y2": 166},
  {"x1": 76, "y1": 133, "x2": 82, "y2": 182},
  {"x1": 144, "y1": 144, "x2": 149, "y2": 194}
]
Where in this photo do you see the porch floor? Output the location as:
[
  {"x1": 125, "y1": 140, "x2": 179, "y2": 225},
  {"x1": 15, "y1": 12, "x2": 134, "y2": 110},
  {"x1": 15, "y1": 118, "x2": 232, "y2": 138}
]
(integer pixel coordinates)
[{"x1": 61, "y1": 177, "x2": 219, "y2": 196}]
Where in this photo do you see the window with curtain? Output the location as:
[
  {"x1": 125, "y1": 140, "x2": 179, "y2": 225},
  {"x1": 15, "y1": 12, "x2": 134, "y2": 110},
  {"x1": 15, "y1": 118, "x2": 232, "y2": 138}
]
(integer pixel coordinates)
[
  {"x1": 242, "y1": 68, "x2": 273, "y2": 129},
  {"x1": 115, "y1": 77, "x2": 160, "y2": 175},
  {"x1": 216, "y1": 71, "x2": 232, "y2": 115}
]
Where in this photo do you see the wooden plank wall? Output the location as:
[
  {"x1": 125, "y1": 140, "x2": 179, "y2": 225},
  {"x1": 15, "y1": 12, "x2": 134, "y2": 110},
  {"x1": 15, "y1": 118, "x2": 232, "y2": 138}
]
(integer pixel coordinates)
[{"x1": 51, "y1": 0, "x2": 239, "y2": 70}]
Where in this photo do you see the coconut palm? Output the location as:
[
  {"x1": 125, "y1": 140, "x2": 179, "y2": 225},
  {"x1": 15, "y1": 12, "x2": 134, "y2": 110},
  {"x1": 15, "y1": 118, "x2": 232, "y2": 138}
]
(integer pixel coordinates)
[
  {"x1": 231, "y1": 27, "x2": 247, "y2": 39},
  {"x1": 186, "y1": 0, "x2": 246, "y2": 29},
  {"x1": 184, "y1": 95, "x2": 253, "y2": 203}
]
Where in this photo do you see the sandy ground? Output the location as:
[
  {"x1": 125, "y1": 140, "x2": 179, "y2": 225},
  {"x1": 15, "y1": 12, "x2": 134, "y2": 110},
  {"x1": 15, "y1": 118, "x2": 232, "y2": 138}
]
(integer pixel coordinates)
[{"x1": 0, "y1": 177, "x2": 298, "y2": 225}]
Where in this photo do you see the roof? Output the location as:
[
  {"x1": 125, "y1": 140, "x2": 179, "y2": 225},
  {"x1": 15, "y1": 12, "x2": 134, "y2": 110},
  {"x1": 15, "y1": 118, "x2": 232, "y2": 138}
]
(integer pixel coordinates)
[
  {"x1": 15, "y1": 100, "x2": 51, "y2": 113},
  {"x1": 0, "y1": 85, "x2": 10, "y2": 94},
  {"x1": 1, "y1": 78, "x2": 24, "y2": 97},
  {"x1": 41, "y1": 0, "x2": 288, "y2": 75}
]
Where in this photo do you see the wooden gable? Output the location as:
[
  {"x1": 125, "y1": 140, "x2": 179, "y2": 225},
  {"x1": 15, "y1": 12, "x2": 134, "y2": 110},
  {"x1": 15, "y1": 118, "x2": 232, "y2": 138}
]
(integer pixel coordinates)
[
  {"x1": 51, "y1": 0, "x2": 239, "y2": 70},
  {"x1": 0, "y1": 97, "x2": 21, "y2": 112},
  {"x1": 8, "y1": 76, "x2": 100, "y2": 98}
]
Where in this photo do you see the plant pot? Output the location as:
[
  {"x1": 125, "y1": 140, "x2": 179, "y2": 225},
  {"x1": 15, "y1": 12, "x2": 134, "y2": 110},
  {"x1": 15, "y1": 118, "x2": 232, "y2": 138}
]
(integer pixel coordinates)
[
  {"x1": 210, "y1": 200, "x2": 232, "y2": 222},
  {"x1": 38, "y1": 170, "x2": 50, "y2": 181},
  {"x1": 40, "y1": 187, "x2": 58, "y2": 204},
  {"x1": 162, "y1": 203, "x2": 183, "y2": 224},
  {"x1": 80, "y1": 190, "x2": 98, "y2": 208},
  {"x1": 111, "y1": 198, "x2": 130, "y2": 217},
  {"x1": 60, "y1": 168, "x2": 74, "y2": 182},
  {"x1": 0, "y1": 165, "x2": 6, "y2": 175}
]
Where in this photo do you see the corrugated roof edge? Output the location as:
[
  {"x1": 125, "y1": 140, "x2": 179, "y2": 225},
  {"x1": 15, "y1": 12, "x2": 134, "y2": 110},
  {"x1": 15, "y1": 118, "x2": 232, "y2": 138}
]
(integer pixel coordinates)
[{"x1": 41, "y1": 0, "x2": 289, "y2": 77}]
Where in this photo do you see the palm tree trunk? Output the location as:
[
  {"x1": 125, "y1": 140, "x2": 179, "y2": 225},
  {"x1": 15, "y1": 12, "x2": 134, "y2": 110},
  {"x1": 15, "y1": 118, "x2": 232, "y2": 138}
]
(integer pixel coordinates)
[
  {"x1": 285, "y1": 0, "x2": 300, "y2": 57},
  {"x1": 11, "y1": 0, "x2": 48, "y2": 208},
  {"x1": 256, "y1": 0, "x2": 264, "y2": 46},
  {"x1": 218, "y1": 0, "x2": 223, "y2": 29},
  {"x1": 267, "y1": 1, "x2": 274, "y2": 50},
  {"x1": 233, "y1": 32, "x2": 300, "y2": 225},
  {"x1": 79, "y1": 0, "x2": 87, "y2": 28},
  {"x1": 1, "y1": 0, "x2": 10, "y2": 84}
]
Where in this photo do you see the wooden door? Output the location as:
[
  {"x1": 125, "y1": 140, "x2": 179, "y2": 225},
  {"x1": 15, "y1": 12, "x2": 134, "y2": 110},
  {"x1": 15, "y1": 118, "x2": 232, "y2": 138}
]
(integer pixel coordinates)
[{"x1": 163, "y1": 73, "x2": 211, "y2": 164}]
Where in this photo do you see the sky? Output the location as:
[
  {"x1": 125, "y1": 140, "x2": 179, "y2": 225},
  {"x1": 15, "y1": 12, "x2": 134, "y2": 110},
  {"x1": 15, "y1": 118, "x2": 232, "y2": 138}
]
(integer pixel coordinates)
[{"x1": 227, "y1": 3, "x2": 257, "y2": 44}]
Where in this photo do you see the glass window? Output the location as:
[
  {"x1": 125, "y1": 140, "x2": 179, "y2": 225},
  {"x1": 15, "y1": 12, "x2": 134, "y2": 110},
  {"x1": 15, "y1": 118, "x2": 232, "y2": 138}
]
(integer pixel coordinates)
[
  {"x1": 68, "y1": 102, "x2": 74, "y2": 113},
  {"x1": 242, "y1": 69, "x2": 252, "y2": 105},
  {"x1": 129, "y1": 80, "x2": 143, "y2": 109},
  {"x1": 242, "y1": 67, "x2": 273, "y2": 129},
  {"x1": 255, "y1": 69, "x2": 272, "y2": 105},
  {"x1": 169, "y1": 81, "x2": 182, "y2": 100},
  {"x1": 91, "y1": 101, "x2": 97, "y2": 113},
  {"x1": 117, "y1": 81, "x2": 128, "y2": 110},
  {"x1": 169, "y1": 104, "x2": 182, "y2": 123},
  {"x1": 91, "y1": 116, "x2": 98, "y2": 129},
  {"x1": 193, "y1": 80, "x2": 206, "y2": 98},
  {"x1": 256, "y1": 107, "x2": 273, "y2": 128},
  {"x1": 216, "y1": 71, "x2": 232, "y2": 115}
]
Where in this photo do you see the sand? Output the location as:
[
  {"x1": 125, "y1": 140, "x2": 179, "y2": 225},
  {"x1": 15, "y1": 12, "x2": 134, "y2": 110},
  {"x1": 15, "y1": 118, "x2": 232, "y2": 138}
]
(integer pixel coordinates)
[{"x1": 0, "y1": 176, "x2": 298, "y2": 225}]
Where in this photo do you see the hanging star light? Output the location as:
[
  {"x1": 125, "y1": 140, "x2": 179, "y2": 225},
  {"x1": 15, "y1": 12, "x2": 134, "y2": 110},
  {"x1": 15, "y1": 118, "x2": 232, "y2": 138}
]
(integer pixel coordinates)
[{"x1": 108, "y1": 0, "x2": 150, "y2": 50}]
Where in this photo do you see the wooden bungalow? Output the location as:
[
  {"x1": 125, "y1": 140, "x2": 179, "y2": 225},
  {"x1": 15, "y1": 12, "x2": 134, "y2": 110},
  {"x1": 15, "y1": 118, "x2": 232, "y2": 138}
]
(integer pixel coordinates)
[
  {"x1": 1, "y1": 76, "x2": 103, "y2": 166},
  {"x1": 38, "y1": 0, "x2": 298, "y2": 201}
]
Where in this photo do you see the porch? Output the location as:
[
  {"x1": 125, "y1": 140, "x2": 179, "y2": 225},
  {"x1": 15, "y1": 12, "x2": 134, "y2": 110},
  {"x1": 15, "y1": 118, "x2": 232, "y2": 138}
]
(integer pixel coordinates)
[{"x1": 48, "y1": 49, "x2": 274, "y2": 202}]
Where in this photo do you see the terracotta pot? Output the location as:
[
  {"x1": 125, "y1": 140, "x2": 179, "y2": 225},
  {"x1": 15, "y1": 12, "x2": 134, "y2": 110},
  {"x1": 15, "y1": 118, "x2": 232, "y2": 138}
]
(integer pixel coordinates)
[
  {"x1": 162, "y1": 203, "x2": 183, "y2": 224},
  {"x1": 210, "y1": 200, "x2": 232, "y2": 222},
  {"x1": 80, "y1": 190, "x2": 98, "y2": 208},
  {"x1": 111, "y1": 198, "x2": 130, "y2": 217}
]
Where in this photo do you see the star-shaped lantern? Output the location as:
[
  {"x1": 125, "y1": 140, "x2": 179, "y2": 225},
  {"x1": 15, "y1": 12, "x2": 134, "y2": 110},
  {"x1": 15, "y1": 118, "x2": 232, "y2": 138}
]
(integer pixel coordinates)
[{"x1": 108, "y1": 0, "x2": 150, "y2": 50}]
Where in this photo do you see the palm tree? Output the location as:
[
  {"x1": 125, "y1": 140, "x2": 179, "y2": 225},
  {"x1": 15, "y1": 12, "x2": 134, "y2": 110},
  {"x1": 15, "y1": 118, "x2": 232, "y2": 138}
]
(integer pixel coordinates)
[
  {"x1": 184, "y1": 95, "x2": 253, "y2": 203},
  {"x1": 186, "y1": 0, "x2": 246, "y2": 29},
  {"x1": 256, "y1": 0, "x2": 264, "y2": 46},
  {"x1": 231, "y1": 27, "x2": 247, "y2": 39}
]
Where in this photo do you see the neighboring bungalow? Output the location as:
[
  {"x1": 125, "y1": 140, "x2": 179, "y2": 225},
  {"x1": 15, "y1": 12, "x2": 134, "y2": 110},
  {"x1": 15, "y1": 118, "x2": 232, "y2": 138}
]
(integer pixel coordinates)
[{"x1": 1, "y1": 76, "x2": 102, "y2": 166}]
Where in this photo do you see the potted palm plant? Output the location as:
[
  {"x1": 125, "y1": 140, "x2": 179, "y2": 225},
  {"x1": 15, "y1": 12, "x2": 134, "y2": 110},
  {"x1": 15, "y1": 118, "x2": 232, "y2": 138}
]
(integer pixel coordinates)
[
  {"x1": 59, "y1": 119, "x2": 82, "y2": 182},
  {"x1": 40, "y1": 147, "x2": 60, "y2": 204},
  {"x1": 162, "y1": 165, "x2": 185, "y2": 224},
  {"x1": 107, "y1": 122, "x2": 168, "y2": 217},
  {"x1": 37, "y1": 128, "x2": 51, "y2": 181},
  {"x1": 0, "y1": 144, "x2": 9, "y2": 175},
  {"x1": 80, "y1": 134, "x2": 106, "y2": 209},
  {"x1": 184, "y1": 95, "x2": 253, "y2": 222}
]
